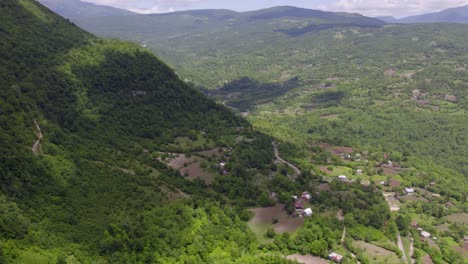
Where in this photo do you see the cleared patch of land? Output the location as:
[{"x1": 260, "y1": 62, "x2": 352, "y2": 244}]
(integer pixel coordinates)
[
  {"x1": 355, "y1": 241, "x2": 400, "y2": 264},
  {"x1": 248, "y1": 204, "x2": 304, "y2": 242},
  {"x1": 180, "y1": 161, "x2": 215, "y2": 184},
  {"x1": 421, "y1": 254, "x2": 434, "y2": 264},
  {"x1": 167, "y1": 154, "x2": 194, "y2": 169},
  {"x1": 445, "y1": 213, "x2": 468, "y2": 224},
  {"x1": 166, "y1": 153, "x2": 215, "y2": 184},
  {"x1": 286, "y1": 254, "x2": 329, "y2": 264}
]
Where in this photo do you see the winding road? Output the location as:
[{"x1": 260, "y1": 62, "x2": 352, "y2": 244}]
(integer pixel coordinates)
[{"x1": 272, "y1": 142, "x2": 301, "y2": 178}]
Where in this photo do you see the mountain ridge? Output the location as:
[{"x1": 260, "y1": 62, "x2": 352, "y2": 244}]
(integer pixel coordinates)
[
  {"x1": 377, "y1": 5, "x2": 468, "y2": 23},
  {"x1": 37, "y1": 0, "x2": 136, "y2": 18}
]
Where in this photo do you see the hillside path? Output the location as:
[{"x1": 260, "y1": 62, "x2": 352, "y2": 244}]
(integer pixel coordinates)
[
  {"x1": 271, "y1": 142, "x2": 302, "y2": 180},
  {"x1": 409, "y1": 233, "x2": 415, "y2": 264},
  {"x1": 32, "y1": 120, "x2": 42, "y2": 155},
  {"x1": 272, "y1": 142, "x2": 301, "y2": 178},
  {"x1": 397, "y1": 233, "x2": 409, "y2": 264}
]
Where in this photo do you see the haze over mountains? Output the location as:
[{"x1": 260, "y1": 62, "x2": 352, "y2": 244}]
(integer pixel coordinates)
[{"x1": 379, "y1": 5, "x2": 468, "y2": 24}]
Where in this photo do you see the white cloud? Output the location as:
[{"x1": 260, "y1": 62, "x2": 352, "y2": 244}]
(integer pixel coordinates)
[{"x1": 316, "y1": 0, "x2": 468, "y2": 17}]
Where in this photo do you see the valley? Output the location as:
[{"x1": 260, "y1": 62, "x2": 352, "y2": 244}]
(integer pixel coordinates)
[{"x1": 0, "y1": 1, "x2": 467, "y2": 264}]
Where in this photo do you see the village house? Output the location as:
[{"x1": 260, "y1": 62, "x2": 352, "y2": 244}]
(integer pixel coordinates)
[
  {"x1": 301, "y1": 191, "x2": 311, "y2": 201},
  {"x1": 405, "y1": 187, "x2": 415, "y2": 194},
  {"x1": 338, "y1": 175, "x2": 347, "y2": 180},
  {"x1": 357, "y1": 169, "x2": 363, "y2": 174},
  {"x1": 303, "y1": 208, "x2": 313, "y2": 217},
  {"x1": 421, "y1": 231, "x2": 431, "y2": 239},
  {"x1": 328, "y1": 252, "x2": 343, "y2": 263}
]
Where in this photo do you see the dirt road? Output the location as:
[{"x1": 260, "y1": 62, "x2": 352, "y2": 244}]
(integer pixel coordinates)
[
  {"x1": 397, "y1": 233, "x2": 409, "y2": 264},
  {"x1": 272, "y1": 142, "x2": 301, "y2": 178}
]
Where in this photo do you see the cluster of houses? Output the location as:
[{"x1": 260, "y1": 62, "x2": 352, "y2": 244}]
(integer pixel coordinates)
[
  {"x1": 292, "y1": 192, "x2": 313, "y2": 217},
  {"x1": 412, "y1": 222, "x2": 436, "y2": 240}
]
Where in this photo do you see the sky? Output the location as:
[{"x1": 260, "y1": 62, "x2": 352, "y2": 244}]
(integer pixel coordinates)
[{"x1": 81, "y1": 0, "x2": 468, "y2": 17}]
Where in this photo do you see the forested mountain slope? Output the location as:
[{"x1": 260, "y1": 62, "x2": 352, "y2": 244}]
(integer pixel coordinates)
[{"x1": 0, "y1": 1, "x2": 287, "y2": 262}]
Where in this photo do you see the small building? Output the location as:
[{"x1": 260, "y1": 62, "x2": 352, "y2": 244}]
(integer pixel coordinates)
[
  {"x1": 303, "y1": 208, "x2": 313, "y2": 216},
  {"x1": 219, "y1": 162, "x2": 226, "y2": 168},
  {"x1": 357, "y1": 169, "x2": 363, "y2": 174},
  {"x1": 421, "y1": 231, "x2": 431, "y2": 239},
  {"x1": 380, "y1": 181, "x2": 386, "y2": 185},
  {"x1": 301, "y1": 192, "x2": 311, "y2": 201},
  {"x1": 328, "y1": 252, "x2": 343, "y2": 263},
  {"x1": 295, "y1": 203, "x2": 303, "y2": 209},
  {"x1": 338, "y1": 175, "x2": 347, "y2": 180},
  {"x1": 405, "y1": 187, "x2": 415, "y2": 194}
]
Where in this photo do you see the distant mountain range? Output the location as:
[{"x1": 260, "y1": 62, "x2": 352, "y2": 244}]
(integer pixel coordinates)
[
  {"x1": 37, "y1": 0, "x2": 135, "y2": 18},
  {"x1": 378, "y1": 5, "x2": 468, "y2": 23},
  {"x1": 38, "y1": 0, "x2": 468, "y2": 24}
]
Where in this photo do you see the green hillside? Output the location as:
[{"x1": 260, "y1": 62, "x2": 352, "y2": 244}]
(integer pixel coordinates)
[
  {"x1": 1, "y1": 1, "x2": 467, "y2": 264},
  {"x1": 0, "y1": 1, "x2": 288, "y2": 262}
]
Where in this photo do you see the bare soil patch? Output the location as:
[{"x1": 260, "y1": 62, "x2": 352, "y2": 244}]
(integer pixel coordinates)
[
  {"x1": 454, "y1": 242, "x2": 468, "y2": 258},
  {"x1": 318, "y1": 183, "x2": 331, "y2": 191},
  {"x1": 315, "y1": 143, "x2": 353, "y2": 156},
  {"x1": 445, "y1": 213, "x2": 468, "y2": 224},
  {"x1": 286, "y1": 254, "x2": 328, "y2": 264},
  {"x1": 444, "y1": 94, "x2": 458, "y2": 102},
  {"x1": 385, "y1": 69, "x2": 396, "y2": 77},
  {"x1": 319, "y1": 166, "x2": 333, "y2": 174},
  {"x1": 355, "y1": 241, "x2": 400, "y2": 263},
  {"x1": 389, "y1": 179, "x2": 401, "y2": 187},
  {"x1": 249, "y1": 204, "x2": 304, "y2": 234},
  {"x1": 167, "y1": 154, "x2": 195, "y2": 169},
  {"x1": 421, "y1": 255, "x2": 434, "y2": 264},
  {"x1": 380, "y1": 165, "x2": 401, "y2": 175},
  {"x1": 180, "y1": 162, "x2": 214, "y2": 184}
]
